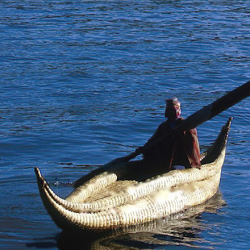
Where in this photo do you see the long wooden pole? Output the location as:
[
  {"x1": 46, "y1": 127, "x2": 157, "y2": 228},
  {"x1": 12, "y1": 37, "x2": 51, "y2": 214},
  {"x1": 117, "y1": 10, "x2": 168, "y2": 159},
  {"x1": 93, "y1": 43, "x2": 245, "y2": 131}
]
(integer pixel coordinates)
[
  {"x1": 175, "y1": 80, "x2": 250, "y2": 133},
  {"x1": 118, "y1": 80, "x2": 250, "y2": 162},
  {"x1": 74, "y1": 80, "x2": 250, "y2": 187}
]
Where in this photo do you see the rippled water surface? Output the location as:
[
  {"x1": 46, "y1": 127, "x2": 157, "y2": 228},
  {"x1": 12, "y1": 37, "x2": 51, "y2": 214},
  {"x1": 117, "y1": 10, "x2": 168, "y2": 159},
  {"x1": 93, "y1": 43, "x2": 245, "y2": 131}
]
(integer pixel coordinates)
[{"x1": 0, "y1": 1, "x2": 250, "y2": 249}]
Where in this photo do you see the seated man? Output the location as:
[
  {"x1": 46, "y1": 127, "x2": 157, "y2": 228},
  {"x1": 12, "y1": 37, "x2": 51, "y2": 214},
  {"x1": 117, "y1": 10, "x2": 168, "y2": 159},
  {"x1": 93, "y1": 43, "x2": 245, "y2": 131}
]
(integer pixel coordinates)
[{"x1": 123, "y1": 98, "x2": 201, "y2": 181}]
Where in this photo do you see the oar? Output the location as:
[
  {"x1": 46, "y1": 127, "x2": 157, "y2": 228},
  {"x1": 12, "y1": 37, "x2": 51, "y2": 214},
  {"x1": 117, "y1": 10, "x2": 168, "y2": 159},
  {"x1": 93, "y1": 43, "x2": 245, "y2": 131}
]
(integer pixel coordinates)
[{"x1": 73, "y1": 80, "x2": 250, "y2": 187}]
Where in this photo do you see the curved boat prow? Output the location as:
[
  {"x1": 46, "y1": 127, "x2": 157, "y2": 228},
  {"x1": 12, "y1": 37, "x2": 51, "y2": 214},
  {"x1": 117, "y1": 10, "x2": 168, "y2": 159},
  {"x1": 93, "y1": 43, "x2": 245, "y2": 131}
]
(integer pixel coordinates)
[{"x1": 201, "y1": 117, "x2": 232, "y2": 164}]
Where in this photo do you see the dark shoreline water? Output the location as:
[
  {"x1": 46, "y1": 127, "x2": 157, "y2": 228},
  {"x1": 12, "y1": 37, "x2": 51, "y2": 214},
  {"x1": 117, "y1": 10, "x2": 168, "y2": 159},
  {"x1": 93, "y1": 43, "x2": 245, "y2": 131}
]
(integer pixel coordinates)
[{"x1": 1, "y1": 1, "x2": 250, "y2": 249}]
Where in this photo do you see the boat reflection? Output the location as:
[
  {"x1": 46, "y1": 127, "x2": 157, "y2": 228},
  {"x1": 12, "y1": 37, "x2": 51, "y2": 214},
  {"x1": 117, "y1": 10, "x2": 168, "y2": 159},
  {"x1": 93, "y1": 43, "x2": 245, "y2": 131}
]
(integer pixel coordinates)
[{"x1": 57, "y1": 191, "x2": 226, "y2": 250}]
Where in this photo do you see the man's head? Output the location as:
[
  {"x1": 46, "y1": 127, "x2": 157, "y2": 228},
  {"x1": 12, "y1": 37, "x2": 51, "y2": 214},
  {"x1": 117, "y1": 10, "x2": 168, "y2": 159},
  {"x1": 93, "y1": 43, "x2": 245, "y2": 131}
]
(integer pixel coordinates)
[{"x1": 165, "y1": 97, "x2": 181, "y2": 120}]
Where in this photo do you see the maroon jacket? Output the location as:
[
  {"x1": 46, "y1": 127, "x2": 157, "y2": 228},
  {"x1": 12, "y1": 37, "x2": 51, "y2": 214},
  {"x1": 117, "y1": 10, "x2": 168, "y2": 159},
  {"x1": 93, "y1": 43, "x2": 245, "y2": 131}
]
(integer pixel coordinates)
[{"x1": 142, "y1": 118, "x2": 201, "y2": 169}]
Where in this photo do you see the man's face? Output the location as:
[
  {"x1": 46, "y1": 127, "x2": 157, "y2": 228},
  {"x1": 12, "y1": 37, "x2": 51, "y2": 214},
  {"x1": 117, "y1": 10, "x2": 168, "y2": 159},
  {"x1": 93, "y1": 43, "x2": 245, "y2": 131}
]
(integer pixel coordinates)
[{"x1": 165, "y1": 105, "x2": 181, "y2": 120}]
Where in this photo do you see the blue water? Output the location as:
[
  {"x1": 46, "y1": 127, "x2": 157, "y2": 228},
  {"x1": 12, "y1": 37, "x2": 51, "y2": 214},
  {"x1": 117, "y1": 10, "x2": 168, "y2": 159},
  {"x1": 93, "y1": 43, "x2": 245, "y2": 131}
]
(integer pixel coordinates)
[{"x1": 0, "y1": 1, "x2": 250, "y2": 249}]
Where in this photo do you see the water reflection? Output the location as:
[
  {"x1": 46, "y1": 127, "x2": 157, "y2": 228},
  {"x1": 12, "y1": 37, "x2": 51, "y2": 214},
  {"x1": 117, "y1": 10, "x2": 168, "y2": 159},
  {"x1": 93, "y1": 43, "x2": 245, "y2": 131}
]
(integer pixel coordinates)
[{"x1": 57, "y1": 192, "x2": 226, "y2": 250}]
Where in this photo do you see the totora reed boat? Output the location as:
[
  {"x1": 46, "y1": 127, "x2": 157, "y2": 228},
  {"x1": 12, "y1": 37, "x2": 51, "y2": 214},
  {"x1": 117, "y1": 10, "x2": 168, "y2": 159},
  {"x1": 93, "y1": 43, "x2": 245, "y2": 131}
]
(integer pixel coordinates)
[{"x1": 35, "y1": 117, "x2": 232, "y2": 231}]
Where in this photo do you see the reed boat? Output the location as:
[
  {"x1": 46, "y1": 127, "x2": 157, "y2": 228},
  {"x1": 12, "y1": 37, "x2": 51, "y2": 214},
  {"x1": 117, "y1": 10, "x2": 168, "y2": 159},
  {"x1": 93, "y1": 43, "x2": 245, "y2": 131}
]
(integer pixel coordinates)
[{"x1": 35, "y1": 118, "x2": 231, "y2": 231}]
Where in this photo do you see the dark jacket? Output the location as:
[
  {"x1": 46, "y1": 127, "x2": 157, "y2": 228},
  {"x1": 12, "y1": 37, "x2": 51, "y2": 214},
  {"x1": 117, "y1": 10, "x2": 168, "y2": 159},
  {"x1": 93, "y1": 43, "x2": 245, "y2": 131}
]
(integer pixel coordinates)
[{"x1": 142, "y1": 118, "x2": 201, "y2": 169}]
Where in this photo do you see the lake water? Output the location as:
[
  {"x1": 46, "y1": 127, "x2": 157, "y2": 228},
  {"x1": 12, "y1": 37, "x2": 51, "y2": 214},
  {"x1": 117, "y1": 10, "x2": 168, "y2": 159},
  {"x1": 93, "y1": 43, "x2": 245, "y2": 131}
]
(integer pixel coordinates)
[{"x1": 0, "y1": 0, "x2": 250, "y2": 249}]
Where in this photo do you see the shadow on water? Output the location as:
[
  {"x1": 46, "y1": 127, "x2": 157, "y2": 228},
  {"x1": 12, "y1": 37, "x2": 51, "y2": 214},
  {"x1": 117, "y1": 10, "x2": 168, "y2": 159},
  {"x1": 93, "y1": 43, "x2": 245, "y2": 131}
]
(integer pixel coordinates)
[
  {"x1": 26, "y1": 236, "x2": 59, "y2": 249},
  {"x1": 27, "y1": 192, "x2": 226, "y2": 250}
]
